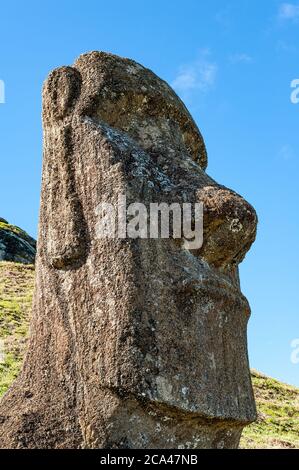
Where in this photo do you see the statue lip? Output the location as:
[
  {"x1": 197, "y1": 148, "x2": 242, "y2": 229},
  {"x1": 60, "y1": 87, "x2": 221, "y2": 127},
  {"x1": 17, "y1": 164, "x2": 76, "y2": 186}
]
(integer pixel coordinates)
[{"x1": 176, "y1": 267, "x2": 251, "y2": 317}]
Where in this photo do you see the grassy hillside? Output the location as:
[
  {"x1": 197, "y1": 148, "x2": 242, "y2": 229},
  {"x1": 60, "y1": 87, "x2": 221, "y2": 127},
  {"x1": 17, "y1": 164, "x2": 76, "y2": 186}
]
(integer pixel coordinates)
[
  {"x1": 241, "y1": 370, "x2": 299, "y2": 448},
  {"x1": 0, "y1": 262, "x2": 34, "y2": 395},
  {"x1": 0, "y1": 261, "x2": 298, "y2": 449}
]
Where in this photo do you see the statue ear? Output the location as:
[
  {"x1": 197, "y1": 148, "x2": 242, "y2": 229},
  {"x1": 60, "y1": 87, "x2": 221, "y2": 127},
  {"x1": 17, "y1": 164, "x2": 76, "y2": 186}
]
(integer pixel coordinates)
[{"x1": 43, "y1": 66, "x2": 82, "y2": 121}]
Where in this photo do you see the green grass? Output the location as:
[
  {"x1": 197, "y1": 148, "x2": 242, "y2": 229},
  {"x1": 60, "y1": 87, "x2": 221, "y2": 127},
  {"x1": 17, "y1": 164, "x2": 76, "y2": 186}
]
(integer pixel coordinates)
[
  {"x1": 0, "y1": 221, "x2": 29, "y2": 238},
  {"x1": 240, "y1": 370, "x2": 299, "y2": 448},
  {"x1": 0, "y1": 261, "x2": 298, "y2": 449},
  {"x1": 0, "y1": 352, "x2": 24, "y2": 397},
  {"x1": 0, "y1": 261, "x2": 35, "y2": 395}
]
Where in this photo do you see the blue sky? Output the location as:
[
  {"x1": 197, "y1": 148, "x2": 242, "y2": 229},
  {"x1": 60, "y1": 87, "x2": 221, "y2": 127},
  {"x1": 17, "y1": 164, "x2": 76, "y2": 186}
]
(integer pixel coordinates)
[{"x1": 0, "y1": 0, "x2": 298, "y2": 386}]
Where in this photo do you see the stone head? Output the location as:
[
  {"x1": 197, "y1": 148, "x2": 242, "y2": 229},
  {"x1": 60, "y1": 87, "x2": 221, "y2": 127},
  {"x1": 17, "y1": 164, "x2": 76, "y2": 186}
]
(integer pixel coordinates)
[{"x1": 0, "y1": 52, "x2": 258, "y2": 449}]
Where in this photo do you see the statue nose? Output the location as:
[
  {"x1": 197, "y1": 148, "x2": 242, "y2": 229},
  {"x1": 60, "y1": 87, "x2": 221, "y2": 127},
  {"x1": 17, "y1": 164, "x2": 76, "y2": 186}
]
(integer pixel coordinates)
[{"x1": 197, "y1": 185, "x2": 257, "y2": 269}]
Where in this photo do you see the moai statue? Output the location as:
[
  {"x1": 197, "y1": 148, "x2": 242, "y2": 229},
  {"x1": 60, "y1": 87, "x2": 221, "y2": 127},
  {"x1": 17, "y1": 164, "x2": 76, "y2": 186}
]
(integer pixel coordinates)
[{"x1": 0, "y1": 52, "x2": 257, "y2": 449}]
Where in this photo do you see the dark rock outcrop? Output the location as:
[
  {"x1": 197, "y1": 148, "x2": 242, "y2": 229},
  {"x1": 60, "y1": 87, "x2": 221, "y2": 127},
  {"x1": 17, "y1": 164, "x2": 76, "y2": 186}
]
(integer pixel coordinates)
[{"x1": 0, "y1": 219, "x2": 36, "y2": 264}]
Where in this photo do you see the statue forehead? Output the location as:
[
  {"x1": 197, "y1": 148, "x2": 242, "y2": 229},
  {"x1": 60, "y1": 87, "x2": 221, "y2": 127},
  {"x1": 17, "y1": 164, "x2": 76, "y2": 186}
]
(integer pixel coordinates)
[
  {"x1": 73, "y1": 51, "x2": 207, "y2": 169},
  {"x1": 74, "y1": 51, "x2": 181, "y2": 99}
]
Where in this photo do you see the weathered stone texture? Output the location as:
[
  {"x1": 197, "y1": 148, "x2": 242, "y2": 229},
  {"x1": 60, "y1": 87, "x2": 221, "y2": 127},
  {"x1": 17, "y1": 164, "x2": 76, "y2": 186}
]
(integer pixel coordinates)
[{"x1": 0, "y1": 52, "x2": 257, "y2": 449}]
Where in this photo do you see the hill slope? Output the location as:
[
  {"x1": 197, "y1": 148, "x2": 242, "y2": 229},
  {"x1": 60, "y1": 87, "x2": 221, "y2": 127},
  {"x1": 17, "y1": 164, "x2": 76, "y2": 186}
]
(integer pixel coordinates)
[
  {"x1": 240, "y1": 370, "x2": 299, "y2": 448},
  {"x1": 0, "y1": 218, "x2": 36, "y2": 264},
  {"x1": 0, "y1": 262, "x2": 34, "y2": 395},
  {"x1": 0, "y1": 261, "x2": 298, "y2": 449}
]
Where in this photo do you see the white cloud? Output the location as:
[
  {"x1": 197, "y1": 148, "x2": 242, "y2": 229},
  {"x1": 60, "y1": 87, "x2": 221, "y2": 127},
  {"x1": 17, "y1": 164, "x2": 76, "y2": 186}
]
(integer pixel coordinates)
[
  {"x1": 171, "y1": 52, "x2": 217, "y2": 100},
  {"x1": 278, "y1": 3, "x2": 299, "y2": 21},
  {"x1": 229, "y1": 53, "x2": 253, "y2": 64}
]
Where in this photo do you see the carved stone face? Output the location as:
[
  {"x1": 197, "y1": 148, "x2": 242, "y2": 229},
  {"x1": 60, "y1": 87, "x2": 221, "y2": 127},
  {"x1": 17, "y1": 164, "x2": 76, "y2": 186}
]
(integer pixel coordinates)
[
  {"x1": 0, "y1": 52, "x2": 257, "y2": 450},
  {"x1": 41, "y1": 52, "x2": 257, "y2": 424}
]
